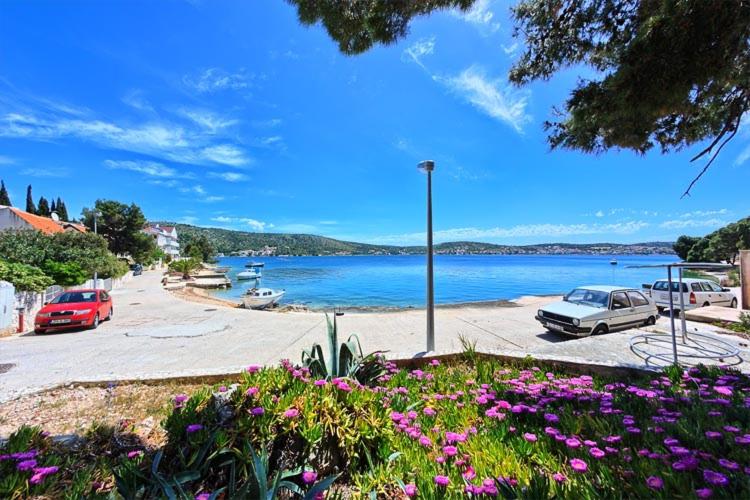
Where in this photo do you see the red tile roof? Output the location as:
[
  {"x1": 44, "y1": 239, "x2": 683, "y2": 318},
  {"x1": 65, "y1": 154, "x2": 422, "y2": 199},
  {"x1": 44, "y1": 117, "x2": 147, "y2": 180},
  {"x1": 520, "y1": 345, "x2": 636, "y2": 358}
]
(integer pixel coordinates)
[{"x1": 9, "y1": 207, "x2": 64, "y2": 234}]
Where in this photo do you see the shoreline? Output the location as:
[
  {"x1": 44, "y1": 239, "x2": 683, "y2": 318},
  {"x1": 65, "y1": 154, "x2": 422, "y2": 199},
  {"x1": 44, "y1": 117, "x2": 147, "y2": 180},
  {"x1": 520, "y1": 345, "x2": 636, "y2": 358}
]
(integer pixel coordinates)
[{"x1": 170, "y1": 285, "x2": 558, "y2": 313}]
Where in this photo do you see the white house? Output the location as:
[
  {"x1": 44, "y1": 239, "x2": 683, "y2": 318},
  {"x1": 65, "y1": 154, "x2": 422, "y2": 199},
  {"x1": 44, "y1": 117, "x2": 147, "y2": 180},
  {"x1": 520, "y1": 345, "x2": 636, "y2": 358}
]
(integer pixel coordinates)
[{"x1": 143, "y1": 223, "x2": 180, "y2": 258}]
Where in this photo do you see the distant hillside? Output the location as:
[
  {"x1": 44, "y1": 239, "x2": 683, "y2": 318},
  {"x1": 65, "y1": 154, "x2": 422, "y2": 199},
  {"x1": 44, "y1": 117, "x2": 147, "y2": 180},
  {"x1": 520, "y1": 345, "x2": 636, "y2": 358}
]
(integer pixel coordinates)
[{"x1": 159, "y1": 223, "x2": 675, "y2": 257}]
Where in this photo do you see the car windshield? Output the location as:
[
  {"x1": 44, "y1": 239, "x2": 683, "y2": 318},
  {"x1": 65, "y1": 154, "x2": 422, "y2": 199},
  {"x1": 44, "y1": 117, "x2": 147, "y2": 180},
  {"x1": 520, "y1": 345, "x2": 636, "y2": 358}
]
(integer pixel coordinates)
[
  {"x1": 564, "y1": 288, "x2": 609, "y2": 308},
  {"x1": 50, "y1": 291, "x2": 97, "y2": 304}
]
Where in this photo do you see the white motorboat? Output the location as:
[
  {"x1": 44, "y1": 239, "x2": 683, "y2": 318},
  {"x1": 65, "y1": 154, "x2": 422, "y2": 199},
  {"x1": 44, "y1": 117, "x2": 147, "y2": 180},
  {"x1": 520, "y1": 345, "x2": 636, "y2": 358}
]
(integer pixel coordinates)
[
  {"x1": 610, "y1": 259, "x2": 618, "y2": 265},
  {"x1": 242, "y1": 287, "x2": 285, "y2": 309},
  {"x1": 237, "y1": 269, "x2": 262, "y2": 280},
  {"x1": 245, "y1": 261, "x2": 265, "y2": 268}
]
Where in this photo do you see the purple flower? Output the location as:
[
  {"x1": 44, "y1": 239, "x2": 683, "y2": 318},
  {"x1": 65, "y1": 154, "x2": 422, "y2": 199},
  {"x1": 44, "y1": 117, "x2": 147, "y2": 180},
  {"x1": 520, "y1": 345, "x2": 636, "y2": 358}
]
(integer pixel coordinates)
[
  {"x1": 423, "y1": 407, "x2": 436, "y2": 416},
  {"x1": 16, "y1": 459, "x2": 37, "y2": 471},
  {"x1": 314, "y1": 379, "x2": 326, "y2": 386},
  {"x1": 705, "y1": 431, "x2": 722, "y2": 440},
  {"x1": 570, "y1": 458, "x2": 588, "y2": 473},
  {"x1": 174, "y1": 394, "x2": 188, "y2": 407},
  {"x1": 404, "y1": 483, "x2": 417, "y2": 497},
  {"x1": 29, "y1": 466, "x2": 59, "y2": 484},
  {"x1": 544, "y1": 413, "x2": 559, "y2": 423},
  {"x1": 434, "y1": 475, "x2": 450, "y2": 487},
  {"x1": 196, "y1": 494, "x2": 210, "y2": 500},
  {"x1": 589, "y1": 447, "x2": 605, "y2": 459},
  {"x1": 443, "y1": 445, "x2": 458, "y2": 456},
  {"x1": 735, "y1": 435, "x2": 750, "y2": 445},
  {"x1": 246, "y1": 364, "x2": 261, "y2": 373},
  {"x1": 646, "y1": 476, "x2": 664, "y2": 490},
  {"x1": 552, "y1": 472, "x2": 566, "y2": 483},
  {"x1": 127, "y1": 450, "x2": 142, "y2": 459},
  {"x1": 565, "y1": 438, "x2": 581, "y2": 449},
  {"x1": 696, "y1": 488, "x2": 713, "y2": 498},
  {"x1": 524, "y1": 432, "x2": 537, "y2": 443},
  {"x1": 703, "y1": 470, "x2": 729, "y2": 487},
  {"x1": 302, "y1": 470, "x2": 317, "y2": 484},
  {"x1": 186, "y1": 424, "x2": 203, "y2": 433},
  {"x1": 249, "y1": 406, "x2": 265, "y2": 416},
  {"x1": 246, "y1": 386, "x2": 259, "y2": 396},
  {"x1": 719, "y1": 459, "x2": 740, "y2": 471},
  {"x1": 283, "y1": 408, "x2": 299, "y2": 418}
]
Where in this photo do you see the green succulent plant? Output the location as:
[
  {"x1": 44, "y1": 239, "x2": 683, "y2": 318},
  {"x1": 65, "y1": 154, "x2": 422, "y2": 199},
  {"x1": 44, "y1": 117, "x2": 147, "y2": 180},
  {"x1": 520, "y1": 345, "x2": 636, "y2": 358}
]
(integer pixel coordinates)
[{"x1": 301, "y1": 312, "x2": 386, "y2": 386}]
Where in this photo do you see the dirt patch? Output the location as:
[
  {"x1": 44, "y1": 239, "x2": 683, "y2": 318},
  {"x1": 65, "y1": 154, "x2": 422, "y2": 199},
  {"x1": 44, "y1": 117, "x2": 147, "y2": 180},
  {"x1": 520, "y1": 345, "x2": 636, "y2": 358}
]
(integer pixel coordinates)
[
  {"x1": 0, "y1": 382, "x2": 205, "y2": 438},
  {"x1": 168, "y1": 285, "x2": 241, "y2": 308}
]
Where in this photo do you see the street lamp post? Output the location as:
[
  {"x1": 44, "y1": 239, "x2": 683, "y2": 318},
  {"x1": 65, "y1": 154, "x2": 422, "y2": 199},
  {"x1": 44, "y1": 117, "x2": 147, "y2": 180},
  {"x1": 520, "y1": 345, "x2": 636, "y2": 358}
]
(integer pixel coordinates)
[
  {"x1": 93, "y1": 210, "x2": 102, "y2": 288},
  {"x1": 418, "y1": 160, "x2": 435, "y2": 352}
]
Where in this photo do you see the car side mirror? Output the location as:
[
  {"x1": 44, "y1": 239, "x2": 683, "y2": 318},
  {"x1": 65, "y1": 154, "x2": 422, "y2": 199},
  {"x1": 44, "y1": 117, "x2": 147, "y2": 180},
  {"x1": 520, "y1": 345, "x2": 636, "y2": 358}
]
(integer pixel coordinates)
[
  {"x1": 43, "y1": 302, "x2": 49, "y2": 306},
  {"x1": 722, "y1": 288, "x2": 730, "y2": 292}
]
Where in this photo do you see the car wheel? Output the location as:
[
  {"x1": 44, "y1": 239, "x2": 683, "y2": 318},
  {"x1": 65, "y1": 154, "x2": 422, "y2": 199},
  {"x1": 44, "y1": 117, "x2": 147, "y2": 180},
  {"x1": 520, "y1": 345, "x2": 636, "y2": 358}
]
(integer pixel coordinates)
[
  {"x1": 90, "y1": 313, "x2": 100, "y2": 330},
  {"x1": 656, "y1": 307, "x2": 664, "y2": 313},
  {"x1": 107, "y1": 307, "x2": 113, "y2": 320},
  {"x1": 645, "y1": 316, "x2": 656, "y2": 326},
  {"x1": 730, "y1": 298, "x2": 738, "y2": 308},
  {"x1": 703, "y1": 302, "x2": 711, "y2": 308},
  {"x1": 34, "y1": 329, "x2": 45, "y2": 335},
  {"x1": 592, "y1": 324, "x2": 608, "y2": 336}
]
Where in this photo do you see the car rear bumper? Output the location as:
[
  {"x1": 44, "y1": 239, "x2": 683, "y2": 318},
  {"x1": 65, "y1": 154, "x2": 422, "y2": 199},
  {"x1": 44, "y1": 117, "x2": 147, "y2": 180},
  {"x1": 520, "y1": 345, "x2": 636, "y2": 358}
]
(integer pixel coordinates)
[{"x1": 535, "y1": 315, "x2": 592, "y2": 336}]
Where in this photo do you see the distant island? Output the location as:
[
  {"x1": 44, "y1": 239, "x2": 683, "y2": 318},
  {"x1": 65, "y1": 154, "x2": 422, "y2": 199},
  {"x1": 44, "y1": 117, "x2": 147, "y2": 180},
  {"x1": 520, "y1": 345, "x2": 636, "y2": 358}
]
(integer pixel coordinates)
[{"x1": 161, "y1": 223, "x2": 676, "y2": 257}]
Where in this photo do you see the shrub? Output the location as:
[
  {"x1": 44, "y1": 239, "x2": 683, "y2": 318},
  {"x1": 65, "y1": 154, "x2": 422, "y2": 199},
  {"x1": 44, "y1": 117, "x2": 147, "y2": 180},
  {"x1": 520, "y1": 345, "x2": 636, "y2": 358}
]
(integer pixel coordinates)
[
  {"x1": 0, "y1": 260, "x2": 53, "y2": 291},
  {"x1": 41, "y1": 260, "x2": 89, "y2": 286}
]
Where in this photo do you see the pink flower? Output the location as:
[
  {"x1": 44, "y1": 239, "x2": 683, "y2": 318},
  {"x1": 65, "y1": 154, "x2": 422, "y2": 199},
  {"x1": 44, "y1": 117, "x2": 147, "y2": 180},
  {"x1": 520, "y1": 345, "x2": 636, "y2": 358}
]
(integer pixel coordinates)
[
  {"x1": 565, "y1": 438, "x2": 581, "y2": 449},
  {"x1": 174, "y1": 394, "x2": 188, "y2": 408},
  {"x1": 646, "y1": 476, "x2": 663, "y2": 490},
  {"x1": 29, "y1": 466, "x2": 58, "y2": 484},
  {"x1": 589, "y1": 447, "x2": 605, "y2": 459},
  {"x1": 246, "y1": 364, "x2": 261, "y2": 373},
  {"x1": 524, "y1": 432, "x2": 537, "y2": 442},
  {"x1": 196, "y1": 494, "x2": 211, "y2": 500},
  {"x1": 569, "y1": 458, "x2": 588, "y2": 473},
  {"x1": 314, "y1": 379, "x2": 326, "y2": 386},
  {"x1": 552, "y1": 472, "x2": 566, "y2": 483},
  {"x1": 284, "y1": 408, "x2": 299, "y2": 418},
  {"x1": 419, "y1": 435, "x2": 432, "y2": 447},
  {"x1": 423, "y1": 407, "x2": 436, "y2": 416},
  {"x1": 302, "y1": 470, "x2": 317, "y2": 484},
  {"x1": 246, "y1": 386, "x2": 259, "y2": 396},
  {"x1": 127, "y1": 450, "x2": 142, "y2": 459},
  {"x1": 404, "y1": 483, "x2": 417, "y2": 497},
  {"x1": 463, "y1": 467, "x2": 476, "y2": 480},
  {"x1": 434, "y1": 475, "x2": 450, "y2": 487},
  {"x1": 696, "y1": 488, "x2": 713, "y2": 498},
  {"x1": 443, "y1": 445, "x2": 458, "y2": 456}
]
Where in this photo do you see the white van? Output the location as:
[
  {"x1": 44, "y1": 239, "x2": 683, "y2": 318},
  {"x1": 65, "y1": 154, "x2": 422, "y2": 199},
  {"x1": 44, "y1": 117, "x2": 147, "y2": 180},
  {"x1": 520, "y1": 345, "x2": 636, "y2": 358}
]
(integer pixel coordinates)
[{"x1": 649, "y1": 278, "x2": 737, "y2": 311}]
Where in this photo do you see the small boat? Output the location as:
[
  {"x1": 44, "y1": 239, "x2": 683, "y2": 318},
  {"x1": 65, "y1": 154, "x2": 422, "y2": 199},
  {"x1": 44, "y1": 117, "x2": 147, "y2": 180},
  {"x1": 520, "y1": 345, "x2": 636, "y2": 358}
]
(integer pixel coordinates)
[
  {"x1": 242, "y1": 287, "x2": 284, "y2": 309},
  {"x1": 610, "y1": 259, "x2": 618, "y2": 265},
  {"x1": 237, "y1": 269, "x2": 262, "y2": 280},
  {"x1": 245, "y1": 261, "x2": 265, "y2": 268}
]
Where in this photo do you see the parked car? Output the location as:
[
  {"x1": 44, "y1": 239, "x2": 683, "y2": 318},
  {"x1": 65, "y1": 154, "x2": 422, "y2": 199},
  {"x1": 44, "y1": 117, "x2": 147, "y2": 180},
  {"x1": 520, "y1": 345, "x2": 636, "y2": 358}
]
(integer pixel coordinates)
[
  {"x1": 130, "y1": 263, "x2": 143, "y2": 276},
  {"x1": 648, "y1": 278, "x2": 737, "y2": 312},
  {"x1": 34, "y1": 289, "x2": 113, "y2": 334},
  {"x1": 535, "y1": 285, "x2": 658, "y2": 337}
]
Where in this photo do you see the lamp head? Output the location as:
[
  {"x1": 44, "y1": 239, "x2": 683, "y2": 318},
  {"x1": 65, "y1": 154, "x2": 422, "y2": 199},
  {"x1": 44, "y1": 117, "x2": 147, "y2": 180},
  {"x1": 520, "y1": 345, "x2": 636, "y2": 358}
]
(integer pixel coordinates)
[{"x1": 417, "y1": 160, "x2": 435, "y2": 172}]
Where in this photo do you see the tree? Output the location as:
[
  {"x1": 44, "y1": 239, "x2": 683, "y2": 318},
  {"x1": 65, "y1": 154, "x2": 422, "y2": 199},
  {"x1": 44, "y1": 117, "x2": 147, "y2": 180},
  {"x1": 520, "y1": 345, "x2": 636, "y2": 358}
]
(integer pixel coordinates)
[
  {"x1": 81, "y1": 199, "x2": 155, "y2": 259},
  {"x1": 56, "y1": 198, "x2": 69, "y2": 221},
  {"x1": 0, "y1": 180, "x2": 11, "y2": 206},
  {"x1": 288, "y1": 0, "x2": 750, "y2": 195},
  {"x1": 686, "y1": 238, "x2": 710, "y2": 263},
  {"x1": 169, "y1": 258, "x2": 201, "y2": 279},
  {"x1": 50, "y1": 199, "x2": 56, "y2": 214},
  {"x1": 673, "y1": 236, "x2": 701, "y2": 261},
  {"x1": 37, "y1": 196, "x2": 50, "y2": 217},
  {"x1": 41, "y1": 260, "x2": 89, "y2": 287},
  {"x1": 0, "y1": 260, "x2": 54, "y2": 292},
  {"x1": 184, "y1": 234, "x2": 215, "y2": 262},
  {"x1": 25, "y1": 185, "x2": 36, "y2": 214}
]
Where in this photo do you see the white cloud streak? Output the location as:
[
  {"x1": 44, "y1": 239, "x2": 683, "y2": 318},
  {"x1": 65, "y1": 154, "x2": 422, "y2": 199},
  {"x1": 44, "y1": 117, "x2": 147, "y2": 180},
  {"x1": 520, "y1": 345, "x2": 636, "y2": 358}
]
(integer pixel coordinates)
[
  {"x1": 402, "y1": 37, "x2": 435, "y2": 69},
  {"x1": 438, "y1": 66, "x2": 531, "y2": 132},
  {"x1": 208, "y1": 171, "x2": 249, "y2": 182},
  {"x1": 452, "y1": 0, "x2": 500, "y2": 35},
  {"x1": 182, "y1": 68, "x2": 249, "y2": 94},
  {"x1": 104, "y1": 159, "x2": 194, "y2": 178}
]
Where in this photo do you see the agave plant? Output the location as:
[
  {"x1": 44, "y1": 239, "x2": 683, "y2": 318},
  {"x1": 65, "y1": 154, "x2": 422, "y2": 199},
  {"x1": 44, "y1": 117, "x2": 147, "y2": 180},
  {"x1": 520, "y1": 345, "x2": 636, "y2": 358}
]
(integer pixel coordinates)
[{"x1": 301, "y1": 312, "x2": 386, "y2": 386}]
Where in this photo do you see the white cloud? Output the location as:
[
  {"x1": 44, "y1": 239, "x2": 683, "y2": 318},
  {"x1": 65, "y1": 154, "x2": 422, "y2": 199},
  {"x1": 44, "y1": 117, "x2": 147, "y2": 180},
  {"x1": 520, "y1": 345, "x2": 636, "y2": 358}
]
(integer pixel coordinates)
[
  {"x1": 200, "y1": 195, "x2": 224, "y2": 203},
  {"x1": 209, "y1": 216, "x2": 271, "y2": 232},
  {"x1": 208, "y1": 171, "x2": 249, "y2": 182},
  {"x1": 0, "y1": 155, "x2": 15, "y2": 164},
  {"x1": 0, "y1": 112, "x2": 252, "y2": 167},
  {"x1": 177, "y1": 108, "x2": 239, "y2": 133},
  {"x1": 19, "y1": 167, "x2": 70, "y2": 178},
  {"x1": 200, "y1": 144, "x2": 251, "y2": 167},
  {"x1": 594, "y1": 210, "x2": 604, "y2": 218},
  {"x1": 660, "y1": 218, "x2": 727, "y2": 229},
  {"x1": 104, "y1": 159, "x2": 193, "y2": 178},
  {"x1": 402, "y1": 37, "x2": 435, "y2": 70},
  {"x1": 452, "y1": 0, "x2": 500, "y2": 35},
  {"x1": 182, "y1": 68, "x2": 249, "y2": 94},
  {"x1": 257, "y1": 136, "x2": 283, "y2": 148},
  {"x1": 319, "y1": 220, "x2": 338, "y2": 225},
  {"x1": 178, "y1": 215, "x2": 198, "y2": 225},
  {"x1": 252, "y1": 118, "x2": 282, "y2": 128},
  {"x1": 502, "y1": 42, "x2": 519, "y2": 57},
  {"x1": 122, "y1": 90, "x2": 154, "y2": 113},
  {"x1": 370, "y1": 221, "x2": 651, "y2": 245},
  {"x1": 180, "y1": 184, "x2": 206, "y2": 195},
  {"x1": 439, "y1": 66, "x2": 531, "y2": 132},
  {"x1": 678, "y1": 209, "x2": 728, "y2": 218}
]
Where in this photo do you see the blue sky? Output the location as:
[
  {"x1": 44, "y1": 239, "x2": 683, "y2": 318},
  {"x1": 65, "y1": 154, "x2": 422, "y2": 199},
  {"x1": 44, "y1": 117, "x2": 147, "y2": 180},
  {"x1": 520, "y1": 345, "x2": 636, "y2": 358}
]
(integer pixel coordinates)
[{"x1": 0, "y1": 0, "x2": 748, "y2": 246}]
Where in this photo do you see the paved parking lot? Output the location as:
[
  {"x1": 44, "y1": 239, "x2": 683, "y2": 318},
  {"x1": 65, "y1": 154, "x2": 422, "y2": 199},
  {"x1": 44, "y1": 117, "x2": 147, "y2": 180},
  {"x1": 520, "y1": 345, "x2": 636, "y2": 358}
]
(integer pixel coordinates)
[{"x1": 1, "y1": 271, "x2": 748, "y2": 402}]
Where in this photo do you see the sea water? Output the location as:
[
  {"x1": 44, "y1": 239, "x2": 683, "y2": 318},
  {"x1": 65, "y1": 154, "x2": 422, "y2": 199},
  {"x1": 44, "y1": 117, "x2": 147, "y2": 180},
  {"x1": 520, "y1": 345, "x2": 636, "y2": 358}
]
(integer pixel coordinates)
[{"x1": 209, "y1": 254, "x2": 676, "y2": 309}]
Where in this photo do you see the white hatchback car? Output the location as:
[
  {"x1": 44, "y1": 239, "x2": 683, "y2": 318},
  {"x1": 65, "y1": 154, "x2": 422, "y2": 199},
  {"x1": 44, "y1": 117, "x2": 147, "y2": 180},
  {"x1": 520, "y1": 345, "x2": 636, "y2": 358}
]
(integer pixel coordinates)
[
  {"x1": 649, "y1": 278, "x2": 738, "y2": 311},
  {"x1": 535, "y1": 285, "x2": 659, "y2": 337}
]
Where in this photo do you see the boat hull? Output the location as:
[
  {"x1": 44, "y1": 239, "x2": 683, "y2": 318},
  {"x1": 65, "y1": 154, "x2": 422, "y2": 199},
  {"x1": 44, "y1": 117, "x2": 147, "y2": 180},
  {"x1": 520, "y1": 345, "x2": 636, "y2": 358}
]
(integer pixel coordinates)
[{"x1": 242, "y1": 292, "x2": 284, "y2": 309}]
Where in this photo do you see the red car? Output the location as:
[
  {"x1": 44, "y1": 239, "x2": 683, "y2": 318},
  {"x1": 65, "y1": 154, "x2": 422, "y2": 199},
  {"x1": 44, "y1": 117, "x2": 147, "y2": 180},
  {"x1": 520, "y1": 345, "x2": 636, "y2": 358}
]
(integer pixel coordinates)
[{"x1": 34, "y1": 289, "x2": 113, "y2": 334}]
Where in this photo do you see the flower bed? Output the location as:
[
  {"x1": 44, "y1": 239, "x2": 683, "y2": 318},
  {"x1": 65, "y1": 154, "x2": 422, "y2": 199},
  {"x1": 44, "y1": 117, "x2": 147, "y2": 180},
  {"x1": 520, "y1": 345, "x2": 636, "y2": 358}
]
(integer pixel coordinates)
[{"x1": 2, "y1": 356, "x2": 749, "y2": 498}]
